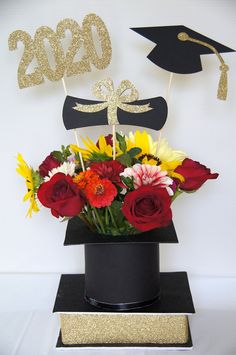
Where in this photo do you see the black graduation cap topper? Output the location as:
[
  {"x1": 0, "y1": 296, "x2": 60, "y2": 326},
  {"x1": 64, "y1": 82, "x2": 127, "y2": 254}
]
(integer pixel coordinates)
[
  {"x1": 63, "y1": 78, "x2": 168, "y2": 131},
  {"x1": 131, "y1": 25, "x2": 235, "y2": 100}
]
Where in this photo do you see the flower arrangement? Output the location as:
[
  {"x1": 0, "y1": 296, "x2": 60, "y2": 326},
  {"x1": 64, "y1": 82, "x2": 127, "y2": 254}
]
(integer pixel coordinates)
[{"x1": 17, "y1": 130, "x2": 218, "y2": 236}]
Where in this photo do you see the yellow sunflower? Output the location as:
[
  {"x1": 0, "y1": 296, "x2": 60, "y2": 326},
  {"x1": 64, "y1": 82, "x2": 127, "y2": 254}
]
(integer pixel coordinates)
[
  {"x1": 157, "y1": 138, "x2": 186, "y2": 181},
  {"x1": 126, "y1": 130, "x2": 158, "y2": 164},
  {"x1": 126, "y1": 132, "x2": 186, "y2": 181},
  {"x1": 70, "y1": 135, "x2": 123, "y2": 161},
  {"x1": 16, "y1": 153, "x2": 40, "y2": 217}
]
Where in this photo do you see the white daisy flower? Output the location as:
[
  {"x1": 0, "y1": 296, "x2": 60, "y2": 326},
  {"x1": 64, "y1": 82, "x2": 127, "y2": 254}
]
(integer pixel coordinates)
[{"x1": 44, "y1": 162, "x2": 76, "y2": 182}]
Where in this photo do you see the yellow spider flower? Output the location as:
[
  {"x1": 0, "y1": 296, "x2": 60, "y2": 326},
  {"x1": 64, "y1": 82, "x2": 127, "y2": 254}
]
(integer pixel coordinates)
[
  {"x1": 70, "y1": 135, "x2": 122, "y2": 161},
  {"x1": 16, "y1": 153, "x2": 40, "y2": 217}
]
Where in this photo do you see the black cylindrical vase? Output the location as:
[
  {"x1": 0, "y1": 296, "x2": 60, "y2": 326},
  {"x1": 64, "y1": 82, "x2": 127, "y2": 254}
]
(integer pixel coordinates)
[{"x1": 84, "y1": 243, "x2": 160, "y2": 311}]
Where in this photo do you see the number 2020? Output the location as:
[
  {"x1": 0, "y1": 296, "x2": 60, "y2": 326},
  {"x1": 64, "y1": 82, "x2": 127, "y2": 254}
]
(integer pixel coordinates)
[{"x1": 8, "y1": 14, "x2": 112, "y2": 89}]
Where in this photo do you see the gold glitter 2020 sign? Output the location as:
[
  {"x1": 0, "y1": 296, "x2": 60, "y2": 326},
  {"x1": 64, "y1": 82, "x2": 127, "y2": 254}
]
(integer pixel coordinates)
[{"x1": 8, "y1": 14, "x2": 112, "y2": 89}]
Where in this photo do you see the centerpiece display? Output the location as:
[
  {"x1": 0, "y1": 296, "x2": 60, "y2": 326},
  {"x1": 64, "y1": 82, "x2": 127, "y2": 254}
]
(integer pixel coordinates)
[{"x1": 13, "y1": 15, "x2": 233, "y2": 350}]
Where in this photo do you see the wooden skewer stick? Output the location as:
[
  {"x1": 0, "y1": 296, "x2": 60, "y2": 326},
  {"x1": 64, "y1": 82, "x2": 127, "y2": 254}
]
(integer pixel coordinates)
[
  {"x1": 166, "y1": 72, "x2": 174, "y2": 104},
  {"x1": 157, "y1": 72, "x2": 174, "y2": 153},
  {"x1": 112, "y1": 124, "x2": 116, "y2": 160},
  {"x1": 61, "y1": 78, "x2": 85, "y2": 171},
  {"x1": 73, "y1": 129, "x2": 85, "y2": 171},
  {"x1": 62, "y1": 77, "x2": 68, "y2": 96}
]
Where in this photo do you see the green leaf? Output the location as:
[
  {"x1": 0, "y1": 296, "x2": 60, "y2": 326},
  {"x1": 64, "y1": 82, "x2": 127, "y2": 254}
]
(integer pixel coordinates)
[
  {"x1": 120, "y1": 176, "x2": 134, "y2": 190},
  {"x1": 51, "y1": 145, "x2": 71, "y2": 164},
  {"x1": 109, "y1": 200, "x2": 125, "y2": 227},
  {"x1": 116, "y1": 132, "x2": 127, "y2": 152},
  {"x1": 32, "y1": 170, "x2": 43, "y2": 190},
  {"x1": 127, "y1": 147, "x2": 142, "y2": 158},
  {"x1": 51, "y1": 150, "x2": 64, "y2": 163},
  {"x1": 62, "y1": 145, "x2": 71, "y2": 159},
  {"x1": 110, "y1": 200, "x2": 122, "y2": 215},
  {"x1": 89, "y1": 152, "x2": 111, "y2": 162},
  {"x1": 117, "y1": 153, "x2": 132, "y2": 166}
]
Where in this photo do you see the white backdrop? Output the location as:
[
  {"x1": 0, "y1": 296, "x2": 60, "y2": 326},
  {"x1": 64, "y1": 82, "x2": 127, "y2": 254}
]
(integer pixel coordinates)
[{"x1": 1, "y1": 0, "x2": 235, "y2": 277}]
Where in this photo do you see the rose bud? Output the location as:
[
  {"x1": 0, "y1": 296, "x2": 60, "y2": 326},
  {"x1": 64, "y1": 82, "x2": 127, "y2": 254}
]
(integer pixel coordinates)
[
  {"x1": 39, "y1": 154, "x2": 61, "y2": 177},
  {"x1": 174, "y1": 158, "x2": 219, "y2": 191}
]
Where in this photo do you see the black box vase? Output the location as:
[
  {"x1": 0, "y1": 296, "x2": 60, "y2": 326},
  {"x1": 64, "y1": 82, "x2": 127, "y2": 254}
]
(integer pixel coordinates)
[
  {"x1": 64, "y1": 217, "x2": 179, "y2": 311},
  {"x1": 84, "y1": 243, "x2": 160, "y2": 310}
]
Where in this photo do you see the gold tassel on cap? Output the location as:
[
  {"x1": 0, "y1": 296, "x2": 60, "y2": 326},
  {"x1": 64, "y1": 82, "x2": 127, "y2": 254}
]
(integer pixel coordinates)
[
  {"x1": 178, "y1": 32, "x2": 229, "y2": 100},
  {"x1": 218, "y1": 63, "x2": 229, "y2": 100}
]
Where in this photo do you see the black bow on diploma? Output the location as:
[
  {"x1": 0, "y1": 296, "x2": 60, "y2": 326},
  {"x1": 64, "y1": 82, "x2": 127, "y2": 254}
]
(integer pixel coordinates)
[{"x1": 62, "y1": 78, "x2": 168, "y2": 131}]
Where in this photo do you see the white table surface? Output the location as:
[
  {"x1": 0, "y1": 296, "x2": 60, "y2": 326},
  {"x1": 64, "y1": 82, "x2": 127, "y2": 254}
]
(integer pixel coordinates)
[{"x1": 0, "y1": 274, "x2": 235, "y2": 355}]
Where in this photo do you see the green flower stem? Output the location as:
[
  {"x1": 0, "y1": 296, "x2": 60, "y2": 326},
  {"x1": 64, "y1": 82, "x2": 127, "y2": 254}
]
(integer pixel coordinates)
[
  {"x1": 93, "y1": 207, "x2": 106, "y2": 234},
  {"x1": 171, "y1": 189, "x2": 183, "y2": 202},
  {"x1": 78, "y1": 213, "x2": 88, "y2": 225},
  {"x1": 108, "y1": 206, "x2": 118, "y2": 229},
  {"x1": 90, "y1": 209, "x2": 102, "y2": 233},
  {"x1": 105, "y1": 207, "x2": 109, "y2": 226},
  {"x1": 86, "y1": 204, "x2": 93, "y2": 225},
  {"x1": 83, "y1": 205, "x2": 101, "y2": 232}
]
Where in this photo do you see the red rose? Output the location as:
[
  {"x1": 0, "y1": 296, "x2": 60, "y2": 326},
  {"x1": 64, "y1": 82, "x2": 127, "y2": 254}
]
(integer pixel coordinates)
[
  {"x1": 39, "y1": 154, "x2": 61, "y2": 177},
  {"x1": 174, "y1": 158, "x2": 219, "y2": 191},
  {"x1": 37, "y1": 173, "x2": 85, "y2": 218},
  {"x1": 96, "y1": 134, "x2": 113, "y2": 147},
  {"x1": 122, "y1": 186, "x2": 172, "y2": 232},
  {"x1": 90, "y1": 160, "x2": 125, "y2": 187}
]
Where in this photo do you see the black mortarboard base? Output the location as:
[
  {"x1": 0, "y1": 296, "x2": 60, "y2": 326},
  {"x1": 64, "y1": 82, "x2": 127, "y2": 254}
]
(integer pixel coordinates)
[
  {"x1": 53, "y1": 272, "x2": 194, "y2": 349},
  {"x1": 64, "y1": 217, "x2": 178, "y2": 245}
]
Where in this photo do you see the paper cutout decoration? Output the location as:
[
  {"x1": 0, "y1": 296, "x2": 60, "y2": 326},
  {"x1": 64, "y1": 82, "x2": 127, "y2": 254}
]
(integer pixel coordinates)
[
  {"x1": 8, "y1": 15, "x2": 112, "y2": 89},
  {"x1": 64, "y1": 216, "x2": 178, "y2": 245},
  {"x1": 63, "y1": 78, "x2": 168, "y2": 131},
  {"x1": 131, "y1": 25, "x2": 234, "y2": 74},
  {"x1": 131, "y1": 25, "x2": 235, "y2": 100}
]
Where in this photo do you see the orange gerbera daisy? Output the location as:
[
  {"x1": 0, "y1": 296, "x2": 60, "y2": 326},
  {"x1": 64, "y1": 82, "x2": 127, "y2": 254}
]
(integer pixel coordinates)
[
  {"x1": 85, "y1": 179, "x2": 117, "y2": 208},
  {"x1": 73, "y1": 170, "x2": 100, "y2": 190}
]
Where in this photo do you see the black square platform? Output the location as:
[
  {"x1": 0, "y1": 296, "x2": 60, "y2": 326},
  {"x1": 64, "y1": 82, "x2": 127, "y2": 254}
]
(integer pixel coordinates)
[{"x1": 53, "y1": 272, "x2": 194, "y2": 349}]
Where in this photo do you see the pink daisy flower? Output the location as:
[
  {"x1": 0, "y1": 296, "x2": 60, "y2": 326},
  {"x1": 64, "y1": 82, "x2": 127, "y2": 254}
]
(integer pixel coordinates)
[{"x1": 120, "y1": 164, "x2": 174, "y2": 196}]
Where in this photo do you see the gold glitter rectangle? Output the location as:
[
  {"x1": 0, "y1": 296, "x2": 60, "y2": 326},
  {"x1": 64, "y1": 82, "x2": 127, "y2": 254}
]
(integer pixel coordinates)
[{"x1": 60, "y1": 313, "x2": 189, "y2": 345}]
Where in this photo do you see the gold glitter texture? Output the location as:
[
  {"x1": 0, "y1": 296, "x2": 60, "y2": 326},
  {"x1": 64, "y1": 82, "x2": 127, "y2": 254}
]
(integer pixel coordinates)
[
  {"x1": 34, "y1": 26, "x2": 65, "y2": 81},
  {"x1": 60, "y1": 313, "x2": 189, "y2": 345},
  {"x1": 178, "y1": 31, "x2": 229, "y2": 100},
  {"x1": 56, "y1": 18, "x2": 91, "y2": 76},
  {"x1": 8, "y1": 30, "x2": 44, "y2": 89},
  {"x1": 73, "y1": 78, "x2": 152, "y2": 125},
  {"x1": 82, "y1": 13, "x2": 112, "y2": 70},
  {"x1": 8, "y1": 15, "x2": 112, "y2": 89},
  {"x1": 217, "y1": 63, "x2": 229, "y2": 100}
]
